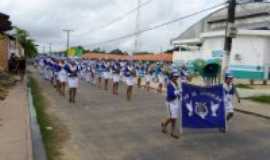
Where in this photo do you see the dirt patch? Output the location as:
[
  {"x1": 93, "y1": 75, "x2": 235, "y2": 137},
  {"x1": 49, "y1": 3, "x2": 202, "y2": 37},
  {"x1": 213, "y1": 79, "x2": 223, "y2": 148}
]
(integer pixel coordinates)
[{"x1": 0, "y1": 72, "x2": 17, "y2": 100}]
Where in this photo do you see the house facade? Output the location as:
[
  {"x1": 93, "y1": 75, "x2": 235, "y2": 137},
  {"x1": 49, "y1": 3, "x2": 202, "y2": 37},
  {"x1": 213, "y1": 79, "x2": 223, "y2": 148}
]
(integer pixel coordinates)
[{"x1": 0, "y1": 33, "x2": 24, "y2": 71}]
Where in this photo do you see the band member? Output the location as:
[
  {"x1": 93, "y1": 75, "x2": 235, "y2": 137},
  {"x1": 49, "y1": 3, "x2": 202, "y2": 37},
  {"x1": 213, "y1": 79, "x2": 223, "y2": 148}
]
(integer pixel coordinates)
[
  {"x1": 125, "y1": 63, "x2": 135, "y2": 101},
  {"x1": 85, "y1": 63, "x2": 91, "y2": 83},
  {"x1": 103, "y1": 61, "x2": 110, "y2": 90},
  {"x1": 137, "y1": 64, "x2": 145, "y2": 88},
  {"x1": 90, "y1": 62, "x2": 96, "y2": 85},
  {"x1": 58, "y1": 60, "x2": 68, "y2": 96},
  {"x1": 67, "y1": 62, "x2": 79, "y2": 103},
  {"x1": 96, "y1": 60, "x2": 103, "y2": 88},
  {"x1": 120, "y1": 60, "x2": 126, "y2": 83},
  {"x1": 157, "y1": 68, "x2": 165, "y2": 93},
  {"x1": 112, "y1": 61, "x2": 120, "y2": 95},
  {"x1": 52, "y1": 60, "x2": 61, "y2": 89},
  {"x1": 224, "y1": 72, "x2": 241, "y2": 121},
  {"x1": 161, "y1": 72, "x2": 180, "y2": 139},
  {"x1": 144, "y1": 66, "x2": 152, "y2": 92}
]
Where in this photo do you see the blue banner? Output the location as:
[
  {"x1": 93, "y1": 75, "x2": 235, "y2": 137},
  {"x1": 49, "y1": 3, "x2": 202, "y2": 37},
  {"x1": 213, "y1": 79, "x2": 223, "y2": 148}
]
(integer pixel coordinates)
[{"x1": 181, "y1": 83, "x2": 225, "y2": 129}]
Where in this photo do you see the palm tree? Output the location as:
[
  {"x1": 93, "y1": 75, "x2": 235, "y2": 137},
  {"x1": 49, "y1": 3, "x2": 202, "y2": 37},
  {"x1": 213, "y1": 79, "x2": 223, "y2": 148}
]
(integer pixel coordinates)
[{"x1": 14, "y1": 27, "x2": 38, "y2": 58}]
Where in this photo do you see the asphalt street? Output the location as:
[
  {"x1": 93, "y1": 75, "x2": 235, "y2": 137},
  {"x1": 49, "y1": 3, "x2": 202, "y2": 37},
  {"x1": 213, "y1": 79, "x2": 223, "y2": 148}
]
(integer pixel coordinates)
[{"x1": 34, "y1": 73, "x2": 270, "y2": 160}]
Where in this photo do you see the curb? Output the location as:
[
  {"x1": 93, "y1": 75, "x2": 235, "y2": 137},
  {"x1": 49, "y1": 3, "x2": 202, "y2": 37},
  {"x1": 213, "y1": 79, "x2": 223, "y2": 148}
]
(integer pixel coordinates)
[
  {"x1": 235, "y1": 108, "x2": 270, "y2": 120},
  {"x1": 24, "y1": 84, "x2": 34, "y2": 160},
  {"x1": 27, "y1": 87, "x2": 48, "y2": 160}
]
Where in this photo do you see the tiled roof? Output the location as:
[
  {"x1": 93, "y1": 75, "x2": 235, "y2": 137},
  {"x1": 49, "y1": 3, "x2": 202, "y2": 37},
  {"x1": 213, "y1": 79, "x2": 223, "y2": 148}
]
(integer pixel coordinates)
[{"x1": 82, "y1": 52, "x2": 172, "y2": 62}]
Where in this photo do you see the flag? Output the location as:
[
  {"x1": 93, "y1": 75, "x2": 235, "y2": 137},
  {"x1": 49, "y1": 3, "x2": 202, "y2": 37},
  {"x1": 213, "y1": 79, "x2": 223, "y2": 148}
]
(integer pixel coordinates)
[{"x1": 181, "y1": 83, "x2": 225, "y2": 129}]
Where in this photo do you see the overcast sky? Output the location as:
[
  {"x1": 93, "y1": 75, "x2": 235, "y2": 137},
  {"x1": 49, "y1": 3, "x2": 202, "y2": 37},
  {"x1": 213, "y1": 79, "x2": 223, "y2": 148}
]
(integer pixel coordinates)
[{"x1": 0, "y1": 0, "x2": 225, "y2": 53}]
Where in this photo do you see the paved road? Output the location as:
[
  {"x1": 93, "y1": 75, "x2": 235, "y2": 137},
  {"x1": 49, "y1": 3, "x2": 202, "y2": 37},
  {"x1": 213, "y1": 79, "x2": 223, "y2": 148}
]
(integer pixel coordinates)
[{"x1": 34, "y1": 73, "x2": 270, "y2": 160}]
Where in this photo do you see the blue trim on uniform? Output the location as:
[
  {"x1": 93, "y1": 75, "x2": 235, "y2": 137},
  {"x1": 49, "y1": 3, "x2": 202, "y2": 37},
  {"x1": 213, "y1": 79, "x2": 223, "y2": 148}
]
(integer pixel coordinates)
[{"x1": 166, "y1": 81, "x2": 178, "y2": 102}]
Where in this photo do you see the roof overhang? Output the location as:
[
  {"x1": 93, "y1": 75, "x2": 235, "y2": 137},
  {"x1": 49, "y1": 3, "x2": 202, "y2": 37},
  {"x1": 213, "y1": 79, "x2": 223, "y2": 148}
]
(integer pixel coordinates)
[
  {"x1": 208, "y1": 12, "x2": 270, "y2": 24},
  {"x1": 201, "y1": 29, "x2": 270, "y2": 38},
  {"x1": 172, "y1": 38, "x2": 202, "y2": 46}
]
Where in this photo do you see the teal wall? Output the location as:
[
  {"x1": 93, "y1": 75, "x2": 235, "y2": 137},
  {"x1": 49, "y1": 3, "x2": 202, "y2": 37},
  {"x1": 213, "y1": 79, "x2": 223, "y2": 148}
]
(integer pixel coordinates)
[
  {"x1": 231, "y1": 70, "x2": 265, "y2": 80},
  {"x1": 229, "y1": 65, "x2": 267, "y2": 80}
]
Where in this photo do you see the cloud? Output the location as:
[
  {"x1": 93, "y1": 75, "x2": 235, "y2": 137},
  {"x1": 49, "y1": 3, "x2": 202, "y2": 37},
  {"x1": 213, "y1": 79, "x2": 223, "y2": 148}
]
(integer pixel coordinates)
[{"x1": 0, "y1": 0, "x2": 225, "y2": 53}]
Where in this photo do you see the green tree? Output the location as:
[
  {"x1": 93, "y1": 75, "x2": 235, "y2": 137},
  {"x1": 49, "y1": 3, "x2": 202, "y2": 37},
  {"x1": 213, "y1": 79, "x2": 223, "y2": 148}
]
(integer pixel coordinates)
[
  {"x1": 133, "y1": 51, "x2": 153, "y2": 55},
  {"x1": 92, "y1": 47, "x2": 106, "y2": 54},
  {"x1": 15, "y1": 27, "x2": 38, "y2": 58},
  {"x1": 109, "y1": 48, "x2": 128, "y2": 55}
]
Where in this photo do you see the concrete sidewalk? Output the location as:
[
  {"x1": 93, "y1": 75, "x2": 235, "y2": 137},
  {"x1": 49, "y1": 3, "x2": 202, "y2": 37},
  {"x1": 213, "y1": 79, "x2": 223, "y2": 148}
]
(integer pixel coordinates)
[
  {"x1": 238, "y1": 88, "x2": 270, "y2": 98},
  {"x1": 235, "y1": 100, "x2": 270, "y2": 119},
  {"x1": 0, "y1": 82, "x2": 33, "y2": 160}
]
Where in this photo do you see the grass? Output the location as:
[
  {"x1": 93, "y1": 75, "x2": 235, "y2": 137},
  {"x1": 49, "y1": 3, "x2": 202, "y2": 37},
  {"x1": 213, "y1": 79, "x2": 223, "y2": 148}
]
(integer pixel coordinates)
[
  {"x1": 235, "y1": 83, "x2": 254, "y2": 89},
  {"x1": 246, "y1": 95, "x2": 270, "y2": 104},
  {"x1": 28, "y1": 76, "x2": 68, "y2": 160}
]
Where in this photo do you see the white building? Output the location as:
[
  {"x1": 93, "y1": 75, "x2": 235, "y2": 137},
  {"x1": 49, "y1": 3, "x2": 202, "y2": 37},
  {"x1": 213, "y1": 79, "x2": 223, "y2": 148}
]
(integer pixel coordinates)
[{"x1": 171, "y1": 2, "x2": 270, "y2": 80}]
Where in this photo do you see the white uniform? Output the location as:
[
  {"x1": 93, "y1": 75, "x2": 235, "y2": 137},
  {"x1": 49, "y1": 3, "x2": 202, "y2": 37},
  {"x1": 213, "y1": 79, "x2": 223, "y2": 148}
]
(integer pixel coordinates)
[
  {"x1": 68, "y1": 65, "x2": 79, "y2": 88},
  {"x1": 58, "y1": 68, "x2": 67, "y2": 83},
  {"x1": 158, "y1": 74, "x2": 165, "y2": 84},
  {"x1": 113, "y1": 74, "x2": 120, "y2": 83},
  {"x1": 167, "y1": 99, "x2": 180, "y2": 119},
  {"x1": 145, "y1": 74, "x2": 151, "y2": 83},
  {"x1": 68, "y1": 77, "x2": 79, "y2": 88},
  {"x1": 224, "y1": 84, "x2": 235, "y2": 114},
  {"x1": 166, "y1": 81, "x2": 180, "y2": 119},
  {"x1": 125, "y1": 66, "x2": 135, "y2": 86},
  {"x1": 103, "y1": 72, "x2": 110, "y2": 79},
  {"x1": 126, "y1": 77, "x2": 135, "y2": 86},
  {"x1": 103, "y1": 63, "x2": 110, "y2": 80}
]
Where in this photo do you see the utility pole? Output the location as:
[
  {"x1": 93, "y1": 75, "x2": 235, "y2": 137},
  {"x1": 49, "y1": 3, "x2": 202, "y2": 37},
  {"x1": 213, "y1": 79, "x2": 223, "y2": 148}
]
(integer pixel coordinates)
[
  {"x1": 43, "y1": 46, "x2": 46, "y2": 54},
  {"x1": 221, "y1": 0, "x2": 236, "y2": 79},
  {"x1": 134, "y1": 0, "x2": 141, "y2": 56},
  {"x1": 63, "y1": 29, "x2": 74, "y2": 51},
  {"x1": 49, "y1": 43, "x2": 52, "y2": 55}
]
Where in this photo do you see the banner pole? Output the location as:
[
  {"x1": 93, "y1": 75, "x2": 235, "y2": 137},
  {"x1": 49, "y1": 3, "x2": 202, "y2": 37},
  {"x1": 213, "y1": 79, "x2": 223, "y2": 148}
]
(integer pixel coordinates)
[
  {"x1": 178, "y1": 97, "x2": 183, "y2": 136},
  {"x1": 224, "y1": 92, "x2": 228, "y2": 133},
  {"x1": 224, "y1": 112, "x2": 228, "y2": 133}
]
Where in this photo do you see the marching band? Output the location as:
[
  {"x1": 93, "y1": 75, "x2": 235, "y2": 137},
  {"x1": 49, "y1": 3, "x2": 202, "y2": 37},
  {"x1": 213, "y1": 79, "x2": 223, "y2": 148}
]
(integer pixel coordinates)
[
  {"x1": 36, "y1": 55, "x2": 178, "y2": 103},
  {"x1": 35, "y1": 55, "x2": 240, "y2": 138}
]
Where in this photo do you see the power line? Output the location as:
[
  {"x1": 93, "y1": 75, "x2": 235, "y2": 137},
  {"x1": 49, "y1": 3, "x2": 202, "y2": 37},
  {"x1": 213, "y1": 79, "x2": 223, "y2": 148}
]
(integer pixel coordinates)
[
  {"x1": 74, "y1": 0, "x2": 154, "y2": 38},
  {"x1": 83, "y1": 2, "x2": 227, "y2": 47},
  {"x1": 49, "y1": 43, "x2": 52, "y2": 54}
]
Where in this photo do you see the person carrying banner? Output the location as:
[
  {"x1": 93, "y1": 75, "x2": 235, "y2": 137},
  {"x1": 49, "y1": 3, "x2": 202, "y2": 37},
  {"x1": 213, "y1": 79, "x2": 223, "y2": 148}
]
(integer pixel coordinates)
[
  {"x1": 224, "y1": 72, "x2": 241, "y2": 121},
  {"x1": 161, "y1": 72, "x2": 181, "y2": 139}
]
